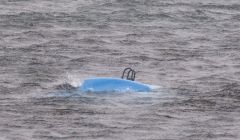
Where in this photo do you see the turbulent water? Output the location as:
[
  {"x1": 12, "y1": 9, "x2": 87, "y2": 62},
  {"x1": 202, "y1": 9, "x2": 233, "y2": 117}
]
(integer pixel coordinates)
[{"x1": 0, "y1": 0, "x2": 240, "y2": 139}]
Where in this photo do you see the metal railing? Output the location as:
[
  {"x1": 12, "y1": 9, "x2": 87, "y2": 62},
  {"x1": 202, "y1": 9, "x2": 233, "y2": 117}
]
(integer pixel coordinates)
[{"x1": 121, "y1": 68, "x2": 136, "y2": 81}]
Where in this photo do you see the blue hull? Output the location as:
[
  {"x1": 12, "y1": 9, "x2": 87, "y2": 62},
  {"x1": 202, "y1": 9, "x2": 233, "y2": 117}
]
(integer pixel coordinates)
[{"x1": 80, "y1": 77, "x2": 151, "y2": 93}]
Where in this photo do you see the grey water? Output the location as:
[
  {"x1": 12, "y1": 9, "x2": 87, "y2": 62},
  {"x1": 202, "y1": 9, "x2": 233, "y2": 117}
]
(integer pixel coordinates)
[{"x1": 0, "y1": 0, "x2": 240, "y2": 139}]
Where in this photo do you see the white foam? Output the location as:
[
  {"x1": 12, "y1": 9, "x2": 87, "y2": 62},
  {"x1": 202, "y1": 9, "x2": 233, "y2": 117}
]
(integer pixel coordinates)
[
  {"x1": 148, "y1": 84, "x2": 162, "y2": 91},
  {"x1": 65, "y1": 72, "x2": 82, "y2": 87}
]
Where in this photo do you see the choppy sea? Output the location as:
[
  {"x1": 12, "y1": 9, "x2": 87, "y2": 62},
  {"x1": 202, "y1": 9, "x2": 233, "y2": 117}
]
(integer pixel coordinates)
[{"x1": 0, "y1": 0, "x2": 240, "y2": 139}]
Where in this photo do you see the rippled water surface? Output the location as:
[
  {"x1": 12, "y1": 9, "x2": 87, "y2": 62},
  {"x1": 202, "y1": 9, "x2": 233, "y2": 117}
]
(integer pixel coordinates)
[{"x1": 1, "y1": 0, "x2": 240, "y2": 139}]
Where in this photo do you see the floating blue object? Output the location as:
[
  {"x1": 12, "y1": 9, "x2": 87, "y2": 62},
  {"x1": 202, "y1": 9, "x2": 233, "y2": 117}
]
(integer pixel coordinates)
[{"x1": 80, "y1": 77, "x2": 151, "y2": 93}]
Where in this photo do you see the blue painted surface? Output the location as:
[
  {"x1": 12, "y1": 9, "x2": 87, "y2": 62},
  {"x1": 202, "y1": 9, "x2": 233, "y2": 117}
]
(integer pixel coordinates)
[{"x1": 80, "y1": 77, "x2": 151, "y2": 93}]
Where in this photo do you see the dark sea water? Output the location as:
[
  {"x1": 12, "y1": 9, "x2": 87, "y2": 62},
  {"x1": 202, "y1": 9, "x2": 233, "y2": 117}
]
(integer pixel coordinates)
[{"x1": 0, "y1": 0, "x2": 240, "y2": 139}]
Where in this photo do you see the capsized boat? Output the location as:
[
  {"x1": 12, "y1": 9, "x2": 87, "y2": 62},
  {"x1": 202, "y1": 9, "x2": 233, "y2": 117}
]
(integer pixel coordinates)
[{"x1": 80, "y1": 68, "x2": 151, "y2": 93}]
